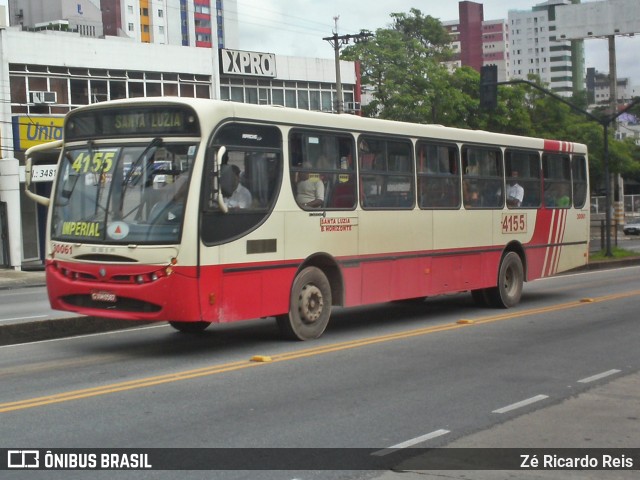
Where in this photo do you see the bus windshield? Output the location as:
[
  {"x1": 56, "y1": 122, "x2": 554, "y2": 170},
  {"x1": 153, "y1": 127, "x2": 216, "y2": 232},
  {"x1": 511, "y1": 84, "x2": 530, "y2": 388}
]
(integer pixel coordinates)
[{"x1": 51, "y1": 141, "x2": 198, "y2": 244}]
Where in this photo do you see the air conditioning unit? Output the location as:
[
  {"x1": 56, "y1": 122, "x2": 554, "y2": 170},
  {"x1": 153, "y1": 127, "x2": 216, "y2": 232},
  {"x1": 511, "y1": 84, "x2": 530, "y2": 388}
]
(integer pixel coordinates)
[
  {"x1": 344, "y1": 102, "x2": 361, "y2": 112},
  {"x1": 30, "y1": 91, "x2": 57, "y2": 104}
]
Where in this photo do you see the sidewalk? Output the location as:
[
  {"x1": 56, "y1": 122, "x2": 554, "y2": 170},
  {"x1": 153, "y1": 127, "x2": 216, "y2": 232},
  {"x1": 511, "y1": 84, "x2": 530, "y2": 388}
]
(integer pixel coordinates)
[{"x1": 0, "y1": 266, "x2": 46, "y2": 290}]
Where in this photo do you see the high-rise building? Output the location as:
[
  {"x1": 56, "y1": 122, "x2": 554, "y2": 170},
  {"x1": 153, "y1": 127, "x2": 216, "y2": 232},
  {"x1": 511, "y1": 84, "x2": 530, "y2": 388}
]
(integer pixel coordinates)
[
  {"x1": 100, "y1": 0, "x2": 238, "y2": 48},
  {"x1": 508, "y1": 0, "x2": 584, "y2": 97},
  {"x1": 8, "y1": 0, "x2": 103, "y2": 36},
  {"x1": 443, "y1": 2, "x2": 510, "y2": 82},
  {"x1": 9, "y1": 0, "x2": 239, "y2": 48},
  {"x1": 444, "y1": 1, "x2": 586, "y2": 97}
]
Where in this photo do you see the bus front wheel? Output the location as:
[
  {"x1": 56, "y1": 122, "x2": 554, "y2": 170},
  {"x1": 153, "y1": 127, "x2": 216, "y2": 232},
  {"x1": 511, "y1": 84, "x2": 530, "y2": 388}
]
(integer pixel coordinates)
[
  {"x1": 277, "y1": 266, "x2": 332, "y2": 341},
  {"x1": 169, "y1": 321, "x2": 211, "y2": 333},
  {"x1": 487, "y1": 251, "x2": 524, "y2": 308}
]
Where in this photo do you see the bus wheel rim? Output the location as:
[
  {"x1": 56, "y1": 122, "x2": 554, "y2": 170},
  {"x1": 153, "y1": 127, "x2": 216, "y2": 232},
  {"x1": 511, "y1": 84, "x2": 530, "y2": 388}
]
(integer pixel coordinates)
[{"x1": 298, "y1": 284, "x2": 323, "y2": 324}]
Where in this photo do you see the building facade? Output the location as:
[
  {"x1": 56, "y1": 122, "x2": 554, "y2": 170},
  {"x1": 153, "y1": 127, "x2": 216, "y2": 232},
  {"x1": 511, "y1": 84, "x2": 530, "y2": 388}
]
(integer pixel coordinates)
[
  {"x1": 443, "y1": 2, "x2": 510, "y2": 82},
  {"x1": 8, "y1": 0, "x2": 239, "y2": 48},
  {"x1": 508, "y1": 0, "x2": 585, "y2": 97}
]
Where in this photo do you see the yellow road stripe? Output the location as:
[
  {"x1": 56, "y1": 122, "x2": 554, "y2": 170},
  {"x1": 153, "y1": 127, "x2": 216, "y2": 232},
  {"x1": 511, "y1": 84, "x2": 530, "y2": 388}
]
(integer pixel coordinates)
[{"x1": 2, "y1": 289, "x2": 639, "y2": 413}]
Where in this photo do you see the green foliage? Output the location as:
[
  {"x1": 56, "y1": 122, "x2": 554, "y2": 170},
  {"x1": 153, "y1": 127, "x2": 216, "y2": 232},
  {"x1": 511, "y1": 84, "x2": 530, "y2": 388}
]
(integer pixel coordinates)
[{"x1": 590, "y1": 247, "x2": 640, "y2": 261}]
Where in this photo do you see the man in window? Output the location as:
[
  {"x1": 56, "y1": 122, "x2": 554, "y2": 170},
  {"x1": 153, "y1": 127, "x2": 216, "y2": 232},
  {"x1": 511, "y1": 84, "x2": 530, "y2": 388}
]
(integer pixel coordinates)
[
  {"x1": 296, "y1": 162, "x2": 325, "y2": 208},
  {"x1": 223, "y1": 165, "x2": 252, "y2": 209},
  {"x1": 507, "y1": 170, "x2": 525, "y2": 207}
]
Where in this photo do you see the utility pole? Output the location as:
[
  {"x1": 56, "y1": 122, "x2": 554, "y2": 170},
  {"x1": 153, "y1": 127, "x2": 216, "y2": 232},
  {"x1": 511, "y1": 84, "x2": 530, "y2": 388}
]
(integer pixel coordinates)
[{"x1": 323, "y1": 17, "x2": 372, "y2": 114}]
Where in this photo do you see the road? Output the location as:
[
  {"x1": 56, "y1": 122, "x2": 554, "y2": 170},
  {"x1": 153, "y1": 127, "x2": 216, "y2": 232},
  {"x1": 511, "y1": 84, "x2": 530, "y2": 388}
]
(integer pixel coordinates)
[{"x1": 1, "y1": 266, "x2": 639, "y2": 480}]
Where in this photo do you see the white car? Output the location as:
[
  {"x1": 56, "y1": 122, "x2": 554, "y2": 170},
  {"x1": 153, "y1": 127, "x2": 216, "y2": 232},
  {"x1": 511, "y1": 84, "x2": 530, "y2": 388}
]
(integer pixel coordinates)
[{"x1": 623, "y1": 221, "x2": 640, "y2": 236}]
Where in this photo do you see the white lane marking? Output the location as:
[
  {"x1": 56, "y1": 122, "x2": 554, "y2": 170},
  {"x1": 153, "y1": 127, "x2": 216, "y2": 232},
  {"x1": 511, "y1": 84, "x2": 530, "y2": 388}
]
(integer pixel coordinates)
[
  {"x1": 0, "y1": 314, "x2": 48, "y2": 323},
  {"x1": 0, "y1": 324, "x2": 169, "y2": 349},
  {"x1": 492, "y1": 394, "x2": 549, "y2": 414},
  {"x1": 578, "y1": 369, "x2": 621, "y2": 384},
  {"x1": 371, "y1": 429, "x2": 450, "y2": 457}
]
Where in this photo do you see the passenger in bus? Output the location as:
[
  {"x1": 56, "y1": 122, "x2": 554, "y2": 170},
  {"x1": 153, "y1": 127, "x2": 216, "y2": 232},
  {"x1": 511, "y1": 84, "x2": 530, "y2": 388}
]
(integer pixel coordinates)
[
  {"x1": 296, "y1": 162, "x2": 325, "y2": 208},
  {"x1": 463, "y1": 181, "x2": 480, "y2": 208},
  {"x1": 223, "y1": 164, "x2": 253, "y2": 209},
  {"x1": 506, "y1": 170, "x2": 525, "y2": 207},
  {"x1": 544, "y1": 183, "x2": 570, "y2": 207}
]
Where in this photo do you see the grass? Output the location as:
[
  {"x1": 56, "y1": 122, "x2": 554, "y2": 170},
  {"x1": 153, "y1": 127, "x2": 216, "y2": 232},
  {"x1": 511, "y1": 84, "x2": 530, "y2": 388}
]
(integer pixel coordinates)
[{"x1": 589, "y1": 246, "x2": 640, "y2": 261}]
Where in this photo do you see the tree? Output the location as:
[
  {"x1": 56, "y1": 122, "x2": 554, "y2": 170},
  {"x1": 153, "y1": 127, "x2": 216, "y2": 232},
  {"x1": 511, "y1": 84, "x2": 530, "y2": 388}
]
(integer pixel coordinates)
[{"x1": 341, "y1": 9, "x2": 453, "y2": 123}]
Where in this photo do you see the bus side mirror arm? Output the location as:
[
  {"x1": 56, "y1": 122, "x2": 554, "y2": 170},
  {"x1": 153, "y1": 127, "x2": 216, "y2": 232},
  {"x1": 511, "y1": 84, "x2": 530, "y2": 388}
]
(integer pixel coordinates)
[
  {"x1": 24, "y1": 140, "x2": 62, "y2": 207},
  {"x1": 216, "y1": 146, "x2": 228, "y2": 214}
]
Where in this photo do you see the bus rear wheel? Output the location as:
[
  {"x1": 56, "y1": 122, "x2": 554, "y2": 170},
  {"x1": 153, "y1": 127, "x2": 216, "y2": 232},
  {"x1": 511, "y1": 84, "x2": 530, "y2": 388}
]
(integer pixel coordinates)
[
  {"x1": 486, "y1": 251, "x2": 524, "y2": 308},
  {"x1": 277, "y1": 266, "x2": 332, "y2": 341},
  {"x1": 169, "y1": 321, "x2": 211, "y2": 333}
]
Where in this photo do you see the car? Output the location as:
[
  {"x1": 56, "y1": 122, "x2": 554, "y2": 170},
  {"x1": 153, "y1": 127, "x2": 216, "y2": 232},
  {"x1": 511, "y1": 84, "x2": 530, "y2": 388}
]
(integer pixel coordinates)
[{"x1": 623, "y1": 221, "x2": 640, "y2": 235}]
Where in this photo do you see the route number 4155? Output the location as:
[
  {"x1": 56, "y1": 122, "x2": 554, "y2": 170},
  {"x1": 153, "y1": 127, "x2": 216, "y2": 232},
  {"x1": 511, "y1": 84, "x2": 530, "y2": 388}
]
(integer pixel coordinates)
[{"x1": 502, "y1": 213, "x2": 527, "y2": 234}]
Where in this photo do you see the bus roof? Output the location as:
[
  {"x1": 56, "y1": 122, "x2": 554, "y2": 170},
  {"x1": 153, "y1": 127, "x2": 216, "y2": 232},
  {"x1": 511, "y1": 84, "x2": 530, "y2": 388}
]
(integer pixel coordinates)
[{"x1": 68, "y1": 97, "x2": 588, "y2": 155}]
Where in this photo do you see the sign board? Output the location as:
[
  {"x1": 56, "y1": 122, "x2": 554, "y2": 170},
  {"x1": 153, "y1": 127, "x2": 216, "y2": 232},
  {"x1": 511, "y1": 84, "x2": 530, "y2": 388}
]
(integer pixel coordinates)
[
  {"x1": 555, "y1": 0, "x2": 640, "y2": 40},
  {"x1": 220, "y1": 49, "x2": 277, "y2": 78},
  {"x1": 12, "y1": 116, "x2": 64, "y2": 151},
  {"x1": 30, "y1": 164, "x2": 58, "y2": 183}
]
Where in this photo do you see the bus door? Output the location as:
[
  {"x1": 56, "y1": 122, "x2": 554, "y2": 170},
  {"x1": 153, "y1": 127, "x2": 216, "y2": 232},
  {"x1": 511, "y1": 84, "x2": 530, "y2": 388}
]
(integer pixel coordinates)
[{"x1": 199, "y1": 123, "x2": 284, "y2": 322}]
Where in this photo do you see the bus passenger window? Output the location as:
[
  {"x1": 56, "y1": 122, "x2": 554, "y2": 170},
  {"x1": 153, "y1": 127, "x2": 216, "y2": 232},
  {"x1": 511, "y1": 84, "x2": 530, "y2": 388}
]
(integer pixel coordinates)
[
  {"x1": 543, "y1": 153, "x2": 571, "y2": 208},
  {"x1": 572, "y1": 156, "x2": 588, "y2": 209},
  {"x1": 505, "y1": 150, "x2": 541, "y2": 208},
  {"x1": 417, "y1": 141, "x2": 460, "y2": 209},
  {"x1": 289, "y1": 130, "x2": 356, "y2": 210},
  {"x1": 462, "y1": 146, "x2": 503, "y2": 209},
  {"x1": 359, "y1": 137, "x2": 414, "y2": 209}
]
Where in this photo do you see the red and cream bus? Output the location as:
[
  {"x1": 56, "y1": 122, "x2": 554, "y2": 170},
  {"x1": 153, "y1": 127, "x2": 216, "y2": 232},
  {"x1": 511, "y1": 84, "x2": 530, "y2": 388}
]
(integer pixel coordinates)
[{"x1": 25, "y1": 98, "x2": 589, "y2": 340}]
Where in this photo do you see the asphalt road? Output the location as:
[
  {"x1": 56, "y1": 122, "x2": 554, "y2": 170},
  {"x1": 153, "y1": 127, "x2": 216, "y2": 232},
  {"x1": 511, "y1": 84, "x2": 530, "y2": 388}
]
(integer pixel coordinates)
[{"x1": 1, "y1": 266, "x2": 639, "y2": 480}]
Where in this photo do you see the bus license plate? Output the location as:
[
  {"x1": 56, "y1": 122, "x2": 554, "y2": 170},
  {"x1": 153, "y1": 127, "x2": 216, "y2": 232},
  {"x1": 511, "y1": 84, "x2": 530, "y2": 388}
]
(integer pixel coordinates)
[{"x1": 91, "y1": 291, "x2": 117, "y2": 303}]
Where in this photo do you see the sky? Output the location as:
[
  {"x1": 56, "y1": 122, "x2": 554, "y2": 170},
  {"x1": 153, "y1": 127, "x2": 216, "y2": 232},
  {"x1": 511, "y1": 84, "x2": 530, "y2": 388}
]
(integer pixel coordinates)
[{"x1": 234, "y1": 0, "x2": 640, "y2": 87}]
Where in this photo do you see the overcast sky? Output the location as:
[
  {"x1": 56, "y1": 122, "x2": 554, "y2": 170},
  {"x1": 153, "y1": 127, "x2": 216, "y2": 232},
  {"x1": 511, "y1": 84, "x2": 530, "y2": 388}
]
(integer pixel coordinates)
[{"x1": 234, "y1": 0, "x2": 640, "y2": 87}]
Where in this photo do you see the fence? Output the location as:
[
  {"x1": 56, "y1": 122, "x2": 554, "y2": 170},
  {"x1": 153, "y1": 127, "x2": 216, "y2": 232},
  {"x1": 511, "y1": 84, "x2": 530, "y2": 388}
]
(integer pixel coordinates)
[{"x1": 591, "y1": 194, "x2": 640, "y2": 217}]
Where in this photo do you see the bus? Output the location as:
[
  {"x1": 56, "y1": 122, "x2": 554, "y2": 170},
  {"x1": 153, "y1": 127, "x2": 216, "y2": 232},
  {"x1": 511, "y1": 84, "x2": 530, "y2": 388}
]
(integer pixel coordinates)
[{"x1": 25, "y1": 98, "x2": 589, "y2": 340}]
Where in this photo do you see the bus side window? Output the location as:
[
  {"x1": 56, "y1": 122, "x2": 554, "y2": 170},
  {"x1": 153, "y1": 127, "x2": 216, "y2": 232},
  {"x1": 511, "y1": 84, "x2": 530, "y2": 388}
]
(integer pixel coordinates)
[
  {"x1": 505, "y1": 149, "x2": 541, "y2": 208},
  {"x1": 289, "y1": 130, "x2": 356, "y2": 210},
  {"x1": 543, "y1": 153, "x2": 571, "y2": 208},
  {"x1": 462, "y1": 146, "x2": 503, "y2": 209},
  {"x1": 572, "y1": 155, "x2": 588, "y2": 209},
  {"x1": 359, "y1": 137, "x2": 414, "y2": 209},
  {"x1": 417, "y1": 141, "x2": 460, "y2": 209}
]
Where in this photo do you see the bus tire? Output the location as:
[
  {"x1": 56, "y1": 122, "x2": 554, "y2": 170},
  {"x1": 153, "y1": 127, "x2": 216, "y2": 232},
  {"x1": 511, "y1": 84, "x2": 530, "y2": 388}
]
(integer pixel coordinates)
[
  {"x1": 487, "y1": 251, "x2": 523, "y2": 308},
  {"x1": 169, "y1": 321, "x2": 211, "y2": 333},
  {"x1": 277, "y1": 266, "x2": 332, "y2": 341}
]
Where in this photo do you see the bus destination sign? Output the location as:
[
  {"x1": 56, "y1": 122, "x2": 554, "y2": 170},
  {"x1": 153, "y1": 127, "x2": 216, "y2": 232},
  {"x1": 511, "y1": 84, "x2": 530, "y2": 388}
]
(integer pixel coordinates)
[{"x1": 65, "y1": 106, "x2": 200, "y2": 140}]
